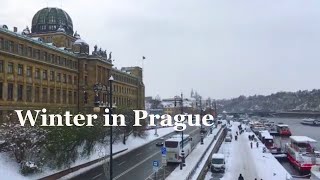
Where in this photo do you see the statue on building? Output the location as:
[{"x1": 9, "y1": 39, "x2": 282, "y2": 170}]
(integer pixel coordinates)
[
  {"x1": 108, "y1": 52, "x2": 112, "y2": 61},
  {"x1": 22, "y1": 26, "x2": 30, "y2": 35},
  {"x1": 74, "y1": 31, "x2": 80, "y2": 39}
]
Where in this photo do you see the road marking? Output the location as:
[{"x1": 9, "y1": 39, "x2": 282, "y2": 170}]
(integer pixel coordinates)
[
  {"x1": 113, "y1": 127, "x2": 198, "y2": 180},
  {"x1": 118, "y1": 161, "x2": 126, "y2": 166},
  {"x1": 113, "y1": 151, "x2": 160, "y2": 180},
  {"x1": 92, "y1": 173, "x2": 102, "y2": 180}
]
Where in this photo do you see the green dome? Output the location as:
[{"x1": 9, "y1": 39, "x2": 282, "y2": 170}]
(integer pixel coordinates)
[{"x1": 31, "y1": 7, "x2": 73, "y2": 35}]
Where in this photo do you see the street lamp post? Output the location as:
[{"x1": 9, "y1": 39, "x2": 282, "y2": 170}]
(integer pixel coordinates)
[
  {"x1": 108, "y1": 75, "x2": 114, "y2": 180},
  {"x1": 93, "y1": 75, "x2": 114, "y2": 180},
  {"x1": 175, "y1": 93, "x2": 185, "y2": 169}
]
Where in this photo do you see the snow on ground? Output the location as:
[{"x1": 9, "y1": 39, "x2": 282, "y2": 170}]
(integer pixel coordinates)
[
  {"x1": 243, "y1": 130, "x2": 292, "y2": 180},
  {"x1": 220, "y1": 122, "x2": 259, "y2": 180},
  {"x1": 190, "y1": 126, "x2": 225, "y2": 180},
  {"x1": 1, "y1": 127, "x2": 175, "y2": 180},
  {"x1": 205, "y1": 122, "x2": 292, "y2": 180},
  {"x1": 0, "y1": 153, "x2": 28, "y2": 180},
  {"x1": 166, "y1": 126, "x2": 223, "y2": 180}
]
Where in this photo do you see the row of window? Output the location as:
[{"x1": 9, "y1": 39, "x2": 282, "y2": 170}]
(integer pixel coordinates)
[
  {"x1": 0, "y1": 37, "x2": 77, "y2": 70},
  {"x1": 0, "y1": 60, "x2": 78, "y2": 84},
  {"x1": 113, "y1": 84, "x2": 137, "y2": 95},
  {"x1": 0, "y1": 82, "x2": 77, "y2": 104},
  {"x1": 96, "y1": 66, "x2": 137, "y2": 86},
  {"x1": 95, "y1": 92, "x2": 136, "y2": 107}
]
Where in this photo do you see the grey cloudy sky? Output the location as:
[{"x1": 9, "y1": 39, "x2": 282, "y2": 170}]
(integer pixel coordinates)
[{"x1": 1, "y1": 0, "x2": 320, "y2": 99}]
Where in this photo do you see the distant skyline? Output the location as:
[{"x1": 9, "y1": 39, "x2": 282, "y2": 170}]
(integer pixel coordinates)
[{"x1": 2, "y1": 0, "x2": 320, "y2": 99}]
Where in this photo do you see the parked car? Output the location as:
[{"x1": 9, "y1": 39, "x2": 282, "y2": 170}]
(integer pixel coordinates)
[
  {"x1": 225, "y1": 134, "x2": 232, "y2": 142},
  {"x1": 211, "y1": 153, "x2": 225, "y2": 172},
  {"x1": 155, "y1": 138, "x2": 164, "y2": 146}
]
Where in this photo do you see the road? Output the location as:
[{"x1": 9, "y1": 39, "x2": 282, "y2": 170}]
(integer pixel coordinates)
[
  {"x1": 71, "y1": 125, "x2": 205, "y2": 180},
  {"x1": 206, "y1": 122, "x2": 259, "y2": 180}
]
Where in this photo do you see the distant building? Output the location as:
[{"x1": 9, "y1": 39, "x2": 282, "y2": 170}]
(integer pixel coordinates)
[{"x1": 0, "y1": 7, "x2": 145, "y2": 122}]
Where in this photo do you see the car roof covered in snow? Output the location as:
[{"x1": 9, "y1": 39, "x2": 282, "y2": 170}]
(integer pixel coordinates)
[
  {"x1": 290, "y1": 136, "x2": 317, "y2": 143},
  {"x1": 166, "y1": 134, "x2": 190, "y2": 142},
  {"x1": 260, "y1": 131, "x2": 273, "y2": 139},
  {"x1": 276, "y1": 124, "x2": 288, "y2": 127},
  {"x1": 212, "y1": 153, "x2": 224, "y2": 159}
]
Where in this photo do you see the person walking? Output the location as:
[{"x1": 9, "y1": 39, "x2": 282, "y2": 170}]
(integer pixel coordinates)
[
  {"x1": 238, "y1": 173, "x2": 244, "y2": 180},
  {"x1": 250, "y1": 142, "x2": 253, "y2": 149}
]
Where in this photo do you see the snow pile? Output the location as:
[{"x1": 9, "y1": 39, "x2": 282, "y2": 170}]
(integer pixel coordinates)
[
  {"x1": 1, "y1": 127, "x2": 175, "y2": 180},
  {"x1": 166, "y1": 126, "x2": 222, "y2": 180},
  {"x1": 0, "y1": 153, "x2": 28, "y2": 180}
]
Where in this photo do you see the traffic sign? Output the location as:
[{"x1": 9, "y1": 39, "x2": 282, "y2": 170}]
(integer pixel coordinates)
[
  {"x1": 161, "y1": 147, "x2": 167, "y2": 156},
  {"x1": 162, "y1": 156, "x2": 167, "y2": 166},
  {"x1": 153, "y1": 160, "x2": 159, "y2": 172}
]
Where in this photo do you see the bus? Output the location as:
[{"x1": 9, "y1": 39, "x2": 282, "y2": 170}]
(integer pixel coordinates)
[{"x1": 164, "y1": 135, "x2": 192, "y2": 163}]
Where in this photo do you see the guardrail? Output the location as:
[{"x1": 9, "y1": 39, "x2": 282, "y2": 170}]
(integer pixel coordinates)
[
  {"x1": 39, "y1": 148, "x2": 128, "y2": 180},
  {"x1": 185, "y1": 125, "x2": 227, "y2": 180}
]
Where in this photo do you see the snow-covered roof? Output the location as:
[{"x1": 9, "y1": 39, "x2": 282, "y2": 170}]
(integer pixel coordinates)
[
  {"x1": 74, "y1": 38, "x2": 88, "y2": 45},
  {"x1": 260, "y1": 131, "x2": 273, "y2": 139},
  {"x1": 166, "y1": 134, "x2": 190, "y2": 141},
  {"x1": 212, "y1": 153, "x2": 224, "y2": 159},
  {"x1": 31, "y1": 37, "x2": 43, "y2": 42},
  {"x1": 276, "y1": 124, "x2": 288, "y2": 127},
  {"x1": 290, "y1": 136, "x2": 317, "y2": 143}
]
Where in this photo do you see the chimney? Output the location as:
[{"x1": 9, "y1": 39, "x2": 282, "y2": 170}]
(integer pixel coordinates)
[{"x1": 13, "y1": 27, "x2": 17, "y2": 32}]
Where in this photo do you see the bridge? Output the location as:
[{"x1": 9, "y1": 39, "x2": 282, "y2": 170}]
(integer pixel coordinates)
[{"x1": 224, "y1": 111, "x2": 320, "y2": 118}]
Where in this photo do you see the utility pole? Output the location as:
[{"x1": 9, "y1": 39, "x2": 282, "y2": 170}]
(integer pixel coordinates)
[
  {"x1": 174, "y1": 93, "x2": 185, "y2": 170},
  {"x1": 109, "y1": 76, "x2": 114, "y2": 180},
  {"x1": 181, "y1": 93, "x2": 185, "y2": 168}
]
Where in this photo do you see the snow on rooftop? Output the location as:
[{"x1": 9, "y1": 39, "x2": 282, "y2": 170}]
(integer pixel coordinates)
[
  {"x1": 260, "y1": 131, "x2": 273, "y2": 139},
  {"x1": 276, "y1": 124, "x2": 289, "y2": 127},
  {"x1": 290, "y1": 136, "x2": 317, "y2": 143},
  {"x1": 74, "y1": 39, "x2": 88, "y2": 45}
]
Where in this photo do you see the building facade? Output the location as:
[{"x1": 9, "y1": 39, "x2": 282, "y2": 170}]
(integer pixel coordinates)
[{"x1": 0, "y1": 7, "x2": 145, "y2": 122}]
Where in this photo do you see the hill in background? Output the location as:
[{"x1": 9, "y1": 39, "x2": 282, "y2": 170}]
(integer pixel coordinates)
[{"x1": 216, "y1": 89, "x2": 320, "y2": 113}]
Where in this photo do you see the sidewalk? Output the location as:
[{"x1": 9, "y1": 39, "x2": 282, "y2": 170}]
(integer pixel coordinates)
[
  {"x1": 220, "y1": 123, "x2": 259, "y2": 179},
  {"x1": 210, "y1": 122, "x2": 292, "y2": 180}
]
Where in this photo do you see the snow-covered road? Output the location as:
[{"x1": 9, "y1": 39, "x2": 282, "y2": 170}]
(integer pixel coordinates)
[
  {"x1": 220, "y1": 122, "x2": 258, "y2": 179},
  {"x1": 205, "y1": 122, "x2": 292, "y2": 180}
]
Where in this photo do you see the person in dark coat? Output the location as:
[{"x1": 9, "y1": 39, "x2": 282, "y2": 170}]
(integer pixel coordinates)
[{"x1": 238, "y1": 174, "x2": 244, "y2": 180}]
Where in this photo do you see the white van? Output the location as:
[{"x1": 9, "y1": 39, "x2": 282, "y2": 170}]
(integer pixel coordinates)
[{"x1": 211, "y1": 153, "x2": 225, "y2": 172}]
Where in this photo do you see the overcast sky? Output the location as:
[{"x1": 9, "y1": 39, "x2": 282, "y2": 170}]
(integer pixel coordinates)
[{"x1": 1, "y1": 0, "x2": 320, "y2": 99}]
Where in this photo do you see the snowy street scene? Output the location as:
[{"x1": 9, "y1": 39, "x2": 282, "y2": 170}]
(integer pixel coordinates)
[{"x1": 2, "y1": 0, "x2": 320, "y2": 180}]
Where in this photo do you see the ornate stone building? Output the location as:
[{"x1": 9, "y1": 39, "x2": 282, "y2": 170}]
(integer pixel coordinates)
[{"x1": 0, "y1": 7, "x2": 145, "y2": 121}]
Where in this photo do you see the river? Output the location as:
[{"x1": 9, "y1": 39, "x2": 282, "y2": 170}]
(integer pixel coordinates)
[{"x1": 268, "y1": 117, "x2": 320, "y2": 177}]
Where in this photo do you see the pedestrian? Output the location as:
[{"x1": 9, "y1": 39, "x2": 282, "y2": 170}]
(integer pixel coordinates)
[
  {"x1": 238, "y1": 174, "x2": 244, "y2": 180},
  {"x1": 256, "y1": 141, "x2": 259, "y2": 148},
  {"x1": 250, "y1": 142, "x2": 253, "y2": 149}
]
